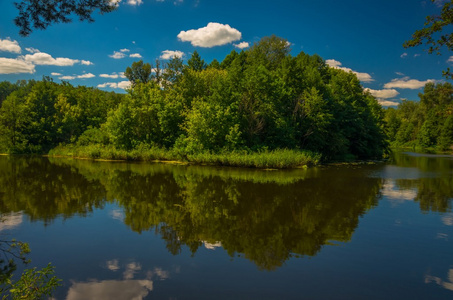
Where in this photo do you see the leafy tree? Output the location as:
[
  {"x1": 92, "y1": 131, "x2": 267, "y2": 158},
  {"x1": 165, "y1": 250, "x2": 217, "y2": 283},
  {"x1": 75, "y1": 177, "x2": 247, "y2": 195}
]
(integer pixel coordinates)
[
  {"x1": 404, "y1": 0, "x2": 453, "y2": 78},
  {"x1": 124, "y1": 60, "x2": 152, "y2": 86},
  {"x1": 187, "y1": 51, "x2": 207, "y2": 71},
  {"x1": 14, "y1": 0, "x2": 116, "y2": 36}
]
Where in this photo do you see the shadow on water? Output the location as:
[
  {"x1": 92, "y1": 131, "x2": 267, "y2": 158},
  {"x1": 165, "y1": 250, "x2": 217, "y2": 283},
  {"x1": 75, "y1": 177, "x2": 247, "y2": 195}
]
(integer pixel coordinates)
[{"x1": 0, "y1": 156, "x2": 386, "y2": 270}]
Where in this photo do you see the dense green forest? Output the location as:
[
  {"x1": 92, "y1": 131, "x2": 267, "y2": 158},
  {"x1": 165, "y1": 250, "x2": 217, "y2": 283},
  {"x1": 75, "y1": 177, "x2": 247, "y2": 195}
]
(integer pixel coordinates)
[
  {"x1": 384, "y1": 82, "x2": 453, "y2": 151},
  {"x1": 0, "y1": 35, "x2": 427, "y2": 165}
]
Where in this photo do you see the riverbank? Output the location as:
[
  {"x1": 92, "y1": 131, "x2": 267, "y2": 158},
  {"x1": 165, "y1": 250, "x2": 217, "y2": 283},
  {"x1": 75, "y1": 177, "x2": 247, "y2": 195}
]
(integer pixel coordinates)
[{"x1": 47, "y1": 144, "x2": 322, "y2": 169}]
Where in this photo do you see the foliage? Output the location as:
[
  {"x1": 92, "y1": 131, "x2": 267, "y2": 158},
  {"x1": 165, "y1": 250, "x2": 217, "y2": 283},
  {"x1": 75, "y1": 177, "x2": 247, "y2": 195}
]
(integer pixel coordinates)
[
  {"x1": 0, "y1": 35, "x2": 388, "y2": 163},
  {"x1": 124, "y1": 60, "x2": 152, "y2": 86},
  {"x1": 384, "y1": 82, "x2": 453, "y2": 151},
  {"x1": 14, "y1": 0, "x2": 116, "y2": 36},
  {"x1": 2, "y1": 264, "x2": 60, "y2": 300},
  {"x1": 403, "y1": 0, "x2": 453, "y2": 78}
]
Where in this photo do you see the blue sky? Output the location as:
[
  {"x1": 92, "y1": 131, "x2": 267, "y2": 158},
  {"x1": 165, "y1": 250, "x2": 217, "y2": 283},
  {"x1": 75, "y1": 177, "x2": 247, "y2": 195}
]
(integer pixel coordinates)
[{"x1": 0, "y1": 0, "x2": 451, "y2": 106}]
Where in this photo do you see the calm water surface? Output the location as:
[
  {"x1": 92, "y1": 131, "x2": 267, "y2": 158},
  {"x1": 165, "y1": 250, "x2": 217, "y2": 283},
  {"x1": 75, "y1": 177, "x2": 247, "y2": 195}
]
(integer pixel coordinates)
[{"x1": 0, "y1": 152, "x2": 452, "y2": 299}]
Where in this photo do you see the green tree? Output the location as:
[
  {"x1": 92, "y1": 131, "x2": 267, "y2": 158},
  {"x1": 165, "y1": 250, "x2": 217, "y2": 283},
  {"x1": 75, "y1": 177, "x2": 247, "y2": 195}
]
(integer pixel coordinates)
[
  {"x1": 187, "y1": 51, "x2": 207, "y2": 71},
  {"x1": 14, "y1": 0, "x2": 116, "y2": 36},
  {"x1": 124, "y1": 60, "x2": 152, "y2": 86}
]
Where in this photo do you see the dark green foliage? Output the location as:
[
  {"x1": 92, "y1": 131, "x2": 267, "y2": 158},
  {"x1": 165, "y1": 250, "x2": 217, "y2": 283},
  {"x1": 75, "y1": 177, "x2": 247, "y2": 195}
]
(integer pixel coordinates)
[
  {"x1": 384, "y1": 82, "x2": 453, "y2": 151},
  {"x1": 124, "y1": 60, "x2": 152, "y2": 86},
  {"x1": 0, "y1": 36, "x2": 388, "y2": 161}
]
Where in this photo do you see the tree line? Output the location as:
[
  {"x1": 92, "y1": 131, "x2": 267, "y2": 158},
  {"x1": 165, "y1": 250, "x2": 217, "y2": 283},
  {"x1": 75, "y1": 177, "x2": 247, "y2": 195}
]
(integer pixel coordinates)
[
  {"x1": 384, "y1": 82, "x2": 453, "y2": 151},
  {"x1": 1, "y1": 36, "x2": 390, "y2": 161}
]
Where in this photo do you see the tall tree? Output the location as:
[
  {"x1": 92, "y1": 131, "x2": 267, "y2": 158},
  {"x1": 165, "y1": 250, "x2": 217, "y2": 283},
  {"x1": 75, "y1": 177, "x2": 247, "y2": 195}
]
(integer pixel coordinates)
[
  {"x1": 187, "y1": 51, "x2": 207, "y2": 71},
  {"x1": 14, "y1": 0, "x2": 117, "y2": 36}
]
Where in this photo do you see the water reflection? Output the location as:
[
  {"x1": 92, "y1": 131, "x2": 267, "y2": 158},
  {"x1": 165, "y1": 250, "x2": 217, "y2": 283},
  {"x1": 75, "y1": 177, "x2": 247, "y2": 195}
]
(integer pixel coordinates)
[
  {"x1": 387, "y1": 152, "x2": 453, "y2": 213},
  {"x1": 425, "y1": 268, "x2": 453, "y2": 292},
  {"x1": 0, "y1": 156, "x2": 384, "y2": 270}
]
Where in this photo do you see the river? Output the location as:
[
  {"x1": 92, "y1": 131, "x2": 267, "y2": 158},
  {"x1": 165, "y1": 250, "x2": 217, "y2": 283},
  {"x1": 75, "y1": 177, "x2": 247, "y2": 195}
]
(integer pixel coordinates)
[{"x1": 0, "y1": 152, "x2": 452, "y2": 299}]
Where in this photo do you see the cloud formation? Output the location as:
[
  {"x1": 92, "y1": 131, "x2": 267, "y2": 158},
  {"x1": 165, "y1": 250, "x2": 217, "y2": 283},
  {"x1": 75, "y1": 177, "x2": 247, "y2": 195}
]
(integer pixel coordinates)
[
  {"x1": 326, "y1": 59, "x2": 374, "y2": 82},
  {"x1": 178, "y1": 22, "x2": 242, "y2": 47},
  {"x1": 24, "y1": 52, "x2": 81, "y2": 66},
  {"x1": 0, "y1": 57, "x2": 35, "y2": 74},
  {"x1": 59, "y1": 73, "x2": 95, "y2": 80},
  {"x1": 234, "y1": 42, "x2": 250, "y2": 49},
  {"x1": 109, "y1": 51, "x2": 126, "y2": 59},
  {"x1": 98, "y1": 81, "x2": 131, "y2": 89},
  {"x1": 365, "y1": 88, "x2": 400, "y2": 99},
  {"x1": 384, "y1": 77, "x2": 434, "y2": 89},
  {"x1": 0, "y1": 38, "x2": 21, "y2": 53},
  {"x1": 129, "y1": 53, "x2": 142, "y2": 58},
  {"x1": 160, "y1": 50, "x2": 184, "y2": 60}
]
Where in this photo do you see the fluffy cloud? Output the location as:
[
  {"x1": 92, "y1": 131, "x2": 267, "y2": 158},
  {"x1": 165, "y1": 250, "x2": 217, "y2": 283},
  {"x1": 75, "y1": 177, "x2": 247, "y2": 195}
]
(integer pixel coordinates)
[
  {"x1": 326, "y1": 59, "x2": 374, "y2": 83},
  {"x1": 100, "y1": 73, "x2": 121, "y2": 79},
  {"x1": 127, "y1": 0, "x2": 143, "y2": 5},
  {"x1": 447, "y1": 56, "x2": 453, "y2": 63},
  {"x1": 160, "y1": 50, "x2": 184, "y2": 60},
  {"x1": 377, "y1": 100, "x2": 400, "y2": 107},
  {"x1": 24, "y1": 52, "x2": 80, "y2": 66},
  {"x1": 384, "y1": 77, "x2": 435, "y2": 89},
  {"x1": 109, "y1": 51, "x2": 126, "y2": 59},
  {"x1": 234, "y1": 42, "x2": 250, "y2": 49},
  {"x1": 51, "y1": 72, "x2": 61, "y2": 76},
  {"x1": 81, "y1": 60, "x2": 93, "y2": 65},
  {"x1": 177, "y1": 22, "x2": 242, "y2": 47},
  {"x1": 59, "y1": 73, "x2": 95, "y2": 80},
  {"x1": 0, "y1": 38, "x2": 21, "y2": 53},
  {"x1": 400, "y1": 53, "x2": 408, "y2": 58},
  {"x1": 25, "y1": 47, "x2": 40, "y2": 53},
  {"x1": 0, "y1": 57, "x2": 35, "y2": 74},
  {"x1": 129, "y1": 53, "x2": 142, "y2": 58},
  {"x1": 365, "y1": 88, "x2": 400, "y2": 99},
  {"x1": 98, "y1": 80, "x2": 131, "y2": 89}
]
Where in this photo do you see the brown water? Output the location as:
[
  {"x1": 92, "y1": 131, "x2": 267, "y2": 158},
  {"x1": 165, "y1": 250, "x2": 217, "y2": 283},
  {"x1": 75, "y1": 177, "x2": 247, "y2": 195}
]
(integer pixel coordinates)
[{"x1": 0, "y1": 152, "x2": 452, "y2": 299}]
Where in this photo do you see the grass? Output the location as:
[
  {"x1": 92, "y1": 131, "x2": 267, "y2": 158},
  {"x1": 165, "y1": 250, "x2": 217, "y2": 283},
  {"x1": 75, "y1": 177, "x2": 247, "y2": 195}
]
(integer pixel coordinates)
[{"x1": 48, "y1": 144, "x2": 322, "y2": 169}]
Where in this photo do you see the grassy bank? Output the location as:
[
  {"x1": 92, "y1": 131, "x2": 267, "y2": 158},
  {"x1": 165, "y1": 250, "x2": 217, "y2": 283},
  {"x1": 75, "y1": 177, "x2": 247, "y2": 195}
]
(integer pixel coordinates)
[{"x1": 48, "y1": 144, "x2": 322, "y2": 169}]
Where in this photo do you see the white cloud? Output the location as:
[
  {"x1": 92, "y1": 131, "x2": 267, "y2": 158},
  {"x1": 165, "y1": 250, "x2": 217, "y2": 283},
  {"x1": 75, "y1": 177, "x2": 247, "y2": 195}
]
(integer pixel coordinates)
[
  {"x1": 395, "y1": 71, "x2": 405, "y2": 76},
  {"x1": 177, "y1": 22, "x2": 242, "y2": 47},
  {"x1": 377, "y1": 99, "x2": 400, "y2": 107},
  {"x1": 81, "y1": 60, "x2": 93, "y2": 65},
  {"x1": 160, "y1": 50, "x2": 184, "y2": 60},
  {"x1": 0, "y1": 57, "x2": 35, "y2": 74},
  {"x1": 98, "y1": 80, "x2": 131, "y2": 89},
  {"x1": 51, "y1": 72, "x2": 62, "y2": 76},
  {"x1": 127, "y1": 0, "x2": 143, "y2": 5},
  {"x1": 109, "y1": 51, "x2": 126, "y2": 59},
  {"x1": 24, "y1": 52, "x2": 80, "y2": 66},
  {"x1": 414, "y1": 54, "x2": 421, "y2": 58},
  {"x1": 100, "y1": 73, "x2": 120, "y2": 79},
  {"x1": 25, "y1": 47, "x2": 40, "y2": 53},
  {"x1": 365, "y1": 88, "x2": 400, "y2": 99},
  {"x1": 234, "y1": 42, "x2": 250, "y2": 49},
  {"x1": 384, "y1": 77, "x2": 435, "y2": 89},
  {"x1": 447, "y1": 56, "x2": 453, "y2": 63},
  {"x1": 120, "y1": 48, "x2": 130, "y2": 53},
  {"x1": 0, "y1": 213, "x2": 23, "y2": 231},
  {"x1": 59, "y1": 73, "x2": 95, "y2": 80},
  {"x1": 60, "y1": 75, "x2": 76, "y2": 80},
  {"x1": 0, "y1": 38, "x2": 21, "y2": 53},
  {"x1": 129, "y1": 53, "x2": 142, "y2": 58},
  {"x1": 326, "y1": 59, "x2": 374, "y2": 83},
  {"x1": 400, "y1": 53, "x2": 408, "y2": 58},
  {"x1": 78, "y1": 73, "x2": 95, "y2": 79}
]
